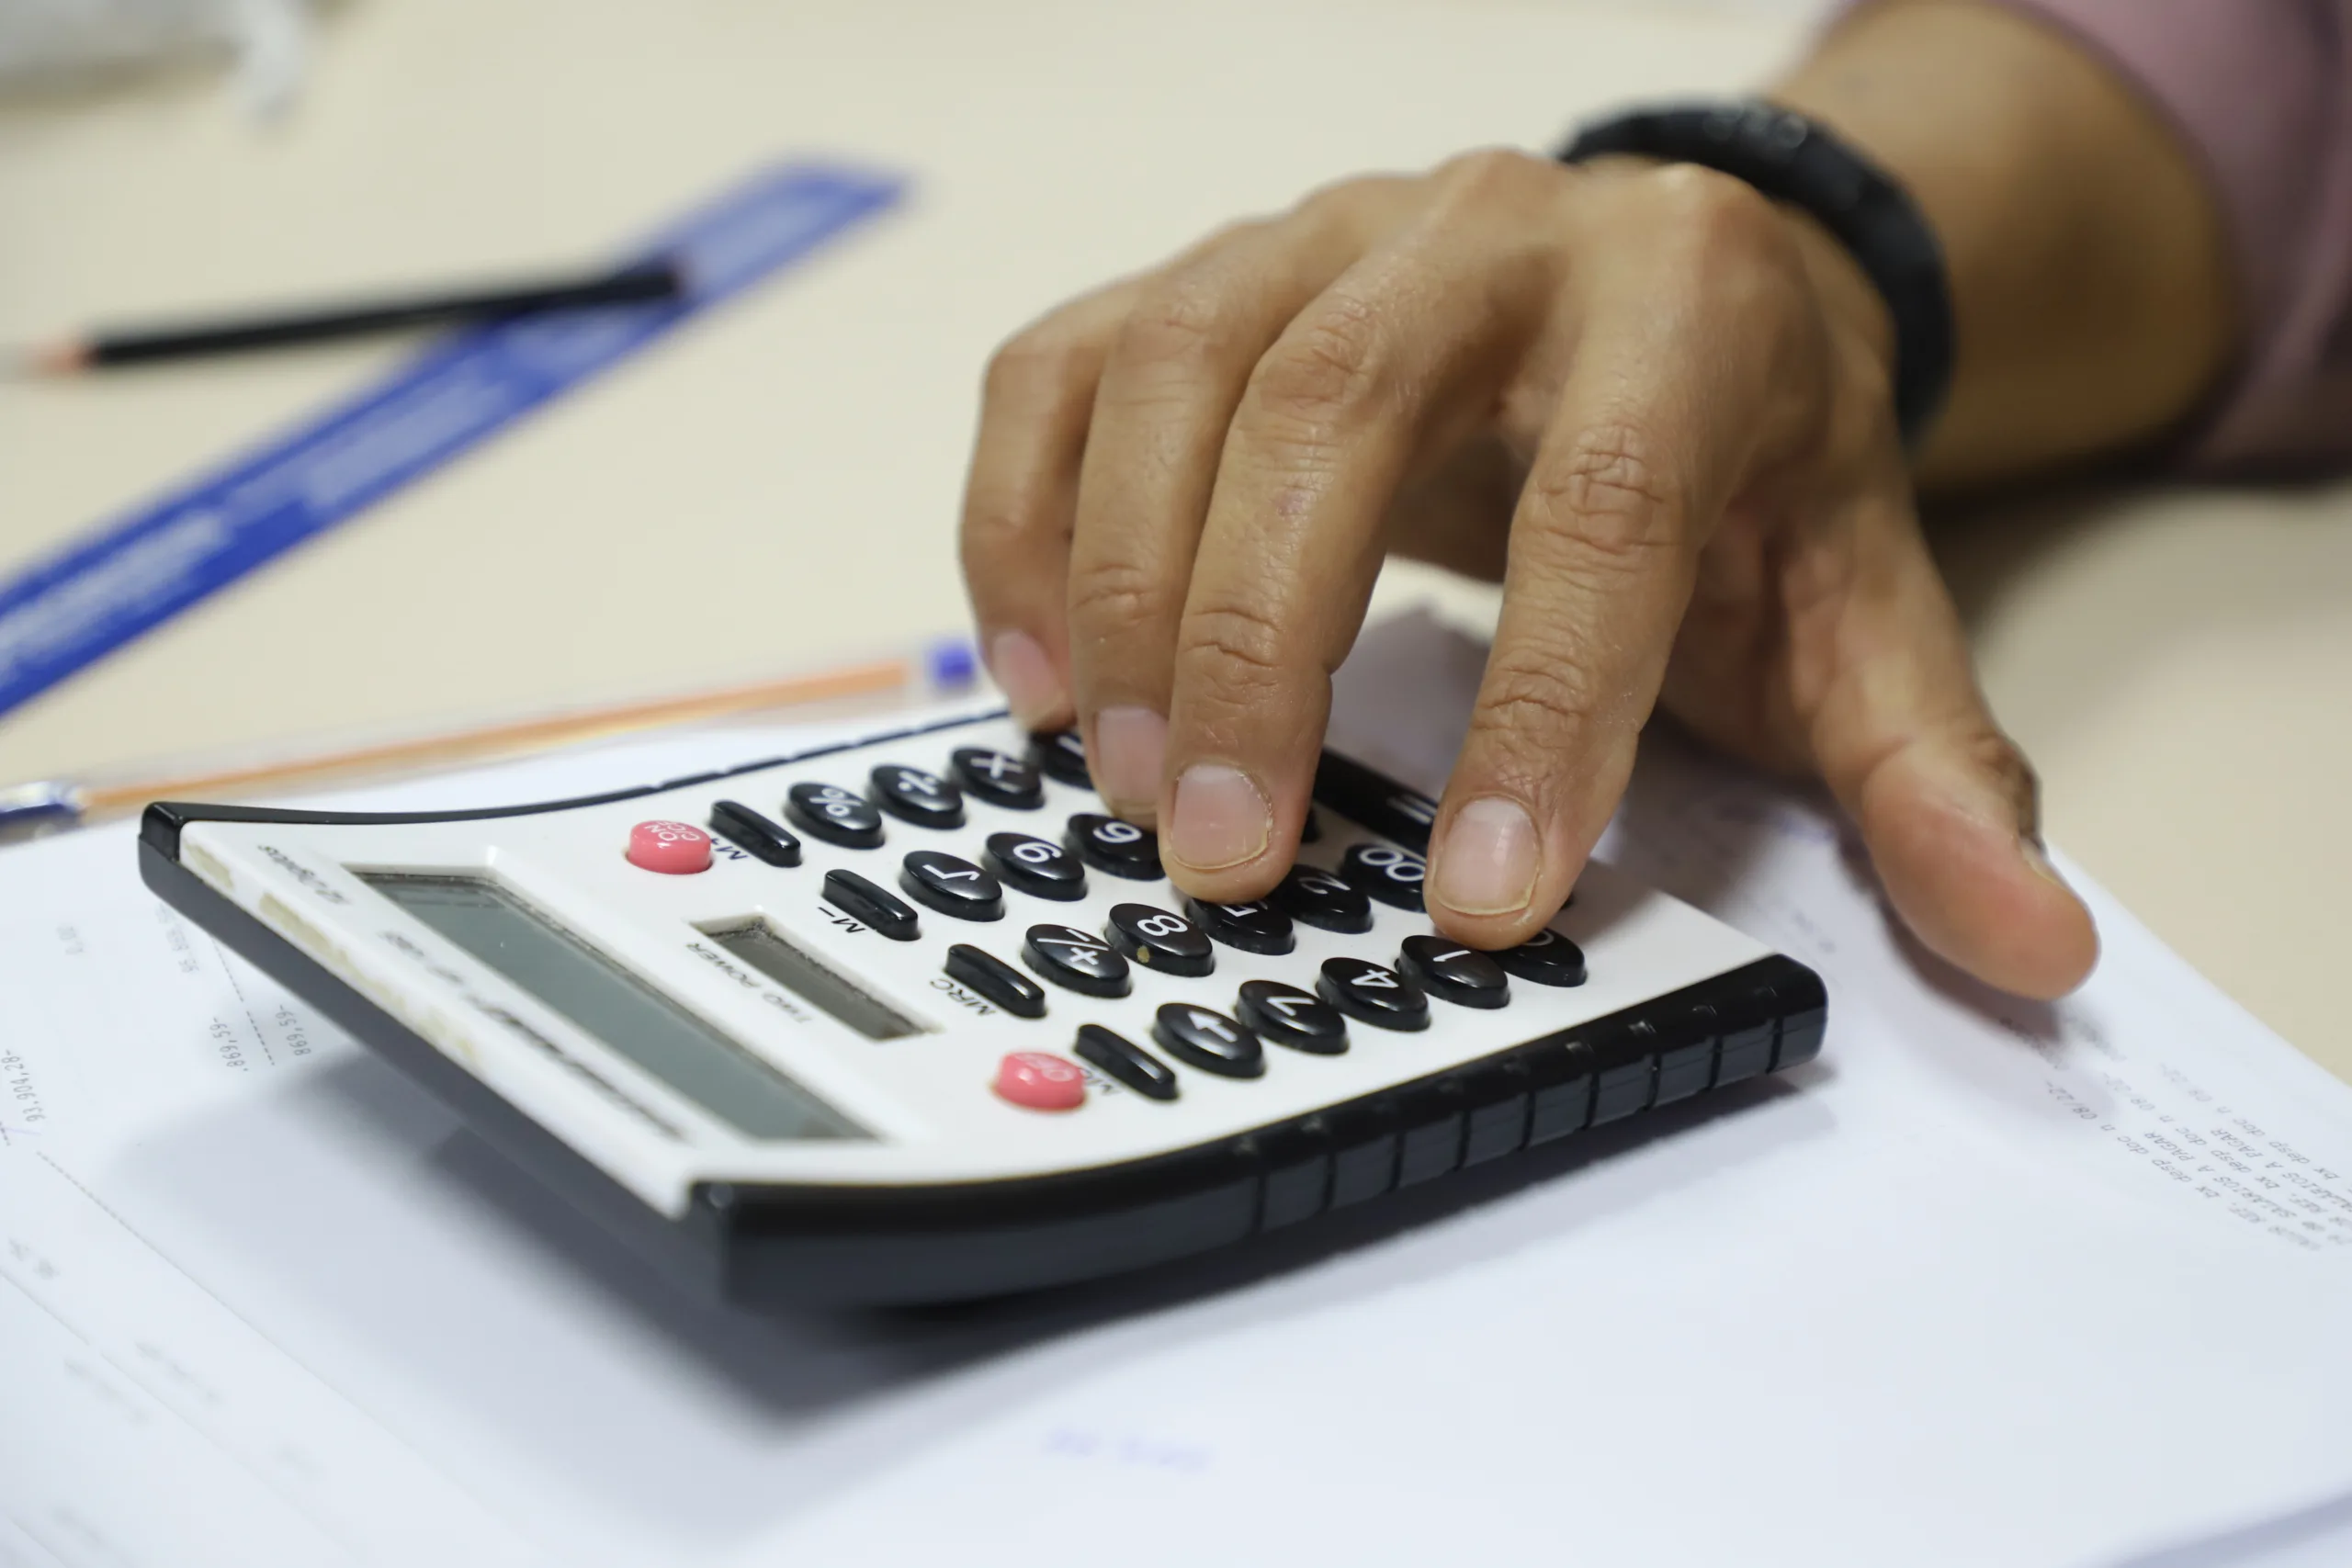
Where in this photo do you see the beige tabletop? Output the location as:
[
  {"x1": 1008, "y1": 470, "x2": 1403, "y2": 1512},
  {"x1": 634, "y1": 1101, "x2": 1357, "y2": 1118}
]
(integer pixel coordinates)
[{"x1": 2, "y1": 0, "x2": 2345, "y2": 1075}]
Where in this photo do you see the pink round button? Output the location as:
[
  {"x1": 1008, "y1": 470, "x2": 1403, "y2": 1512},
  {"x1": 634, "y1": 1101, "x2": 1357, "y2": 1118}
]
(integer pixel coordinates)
[
  {"x1": 993, "y1": 1051, "x2": 1087, "y2": 1112},
  {"x1": 627, "y1": 819, "x2": 712, "y2": 874}
]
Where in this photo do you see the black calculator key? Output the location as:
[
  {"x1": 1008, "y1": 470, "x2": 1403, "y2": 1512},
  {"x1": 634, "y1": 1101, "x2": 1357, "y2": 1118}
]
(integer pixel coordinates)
[
  {"x1": 1397, "y1": 934, "x2": 1510, "y2": 1010},
  {"x1": 1068, "y1": 814, "x2": 1161, "y2": 880},
  {"x1": 1272, "y1": 864, "x2": 1373, "y2": 934},
  {"x1": 1031, "y1": 729, "x2": 1092, "y2": 788},
  {"x1": 1105, "y1": 903, "x2": 1215, "y2": 976},
  {"x1": 1184, "y1": 897, "x2": 1295, "y2": 955},
  {"x1": 786, "y1": 781, "x2": 885, "y2": 849},
  {"x1": 1496, "y1": 927, "x2": 1587, "y2": 987},
  {"x1": 944, "y1": 944, "x2": 1047, "y2": 1018},
  {"x1": 951, "y1": 747, "x2": 1045, "y2": 810},
  {"x1": 1023, "y1": 924, "x2": 1131, "y2": 998},
  {"x1": 1339, "y1": 842, "x2": 1426, "y2": 911},
  {"x1": 1236, "y1": 979, "x2": 1349, "y2": 1055},
  {"x1": 868, "y1": 764, "x2": 965, "y2": 829},
  {"x1": 708, "y1": 799, "x2": 802, "y2": 867},
  {"x1": 823, "y1": 869, "x2": 920, "y2": 941},
  {"x1": 1074, "y1": 1023, "x2": 1179, "y2": 1100},
  {"x1": 1313, "y1": 751, "x2": 1440, "y2": 851},
  {"x1": 899, "y1": 851, "x2": 1003, "y2": 921},
  {"x1": 1317, "y1": 956, "x2": 1429, "y2": 1032},
  {"x1": 983, "y1": 831, "x2": 1088, "y2": 901},
  {"x1": 1153, "y1": 1003, "x2": 1266, "y2": 1078}
]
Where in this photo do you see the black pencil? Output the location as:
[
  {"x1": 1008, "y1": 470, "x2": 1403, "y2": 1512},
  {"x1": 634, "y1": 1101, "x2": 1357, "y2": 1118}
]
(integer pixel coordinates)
[{"x1": 14, "y1": 258, "x2": 686, "y2": 374}]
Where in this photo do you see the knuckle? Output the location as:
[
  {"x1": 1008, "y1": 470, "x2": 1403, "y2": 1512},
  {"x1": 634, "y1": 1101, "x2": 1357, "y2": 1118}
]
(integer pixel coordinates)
[
  {"x1": 958, "y1": 500, "x2": 1027, "y2": 558},
  {"x1": 983, "y1": 322, "x2": 1097, "y2": 402},
  {"x1": 959, "y1": 479, "x2": 1060, "y2": 563},
  {"x1": 1177, "y1": 598, "x2": 1292, "y2": 703},
  {"x1": 1634, "y1": 165, "x2": 1807, "y2": 315},
  {"x1": 1472, "y1": 645, "x2": 1599, "y2": 752},
  {"x1": 1108, "y1": 278, "x2": 1248, "y2": 388},
  {"x1": 1294, "y1": 172, "x2": 1401, "y2": 225},
  {"x1": 1651, "y1": 164, "x2": 1786, "y2": 258},
  {"x1": 1066, "y1": 554, "x2": 1171, "y2": 637},
  {"x1": 1526, "y1": 422, "x2": 1683, "y2": 570},
  {"x1": 1434, "y1": 146, "x2": 1555, "y2": 205},
  {"x1": 1247, "y1": 291, "x2": 1386, "y2": 429}
]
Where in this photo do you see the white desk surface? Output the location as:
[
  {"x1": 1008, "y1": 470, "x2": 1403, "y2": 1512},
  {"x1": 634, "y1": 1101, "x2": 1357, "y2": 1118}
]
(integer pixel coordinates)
[{"x1": 2, "y1": 0, "x2": 2345, "y2": 1076}]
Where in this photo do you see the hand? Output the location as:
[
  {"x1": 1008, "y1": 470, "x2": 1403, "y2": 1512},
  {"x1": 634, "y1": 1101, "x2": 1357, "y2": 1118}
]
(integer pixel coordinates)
[{"x1": 959, "y1": 149, "x2": 2098, "y2": 999}]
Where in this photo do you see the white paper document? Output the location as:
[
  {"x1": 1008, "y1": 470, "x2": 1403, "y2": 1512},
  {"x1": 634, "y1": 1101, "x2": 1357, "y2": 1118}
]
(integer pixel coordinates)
[{"x1": 4, "y1": 614, "x2": 2350, "y2": 1568}]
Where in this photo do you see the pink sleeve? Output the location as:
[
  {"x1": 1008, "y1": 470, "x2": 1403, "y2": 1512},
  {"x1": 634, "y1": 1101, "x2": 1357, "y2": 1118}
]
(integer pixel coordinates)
[{"x1": 1836, "y1": 0, "x2": 2352, "y2": 476}]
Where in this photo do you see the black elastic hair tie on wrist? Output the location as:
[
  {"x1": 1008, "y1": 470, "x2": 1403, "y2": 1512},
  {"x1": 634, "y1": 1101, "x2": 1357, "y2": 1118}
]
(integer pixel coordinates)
[{"x1": 1559, "y1": 100, "x2": 1956, "y2": 451}]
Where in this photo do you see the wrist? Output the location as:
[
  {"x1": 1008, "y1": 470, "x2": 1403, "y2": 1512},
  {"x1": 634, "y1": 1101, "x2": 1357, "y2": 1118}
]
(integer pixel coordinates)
[
  {"x1": 1773, "y1": 0, "x2": 2234, "y2": 489},
  {"x1": 1559, "y1": 105, "x2": 1952, "y2": 451}
]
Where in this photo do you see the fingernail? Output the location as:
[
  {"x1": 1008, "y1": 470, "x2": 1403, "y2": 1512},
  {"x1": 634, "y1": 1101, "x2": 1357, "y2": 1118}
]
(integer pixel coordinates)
[
  {"x1": 988, "y1": 630, "x2": 1064, "y2": 728},
  {"x1": 1168, "y1": 764, "x2": 1271, "y2": 872},
  {"x1": 1093, "y1": 705, "x2": 1167, "y2": 813},
  {"x1": 1432, "y1": 796, "x2": 1539, "y2": 917},
  {"x1": 2019, "y1": 834, "x2": 2075, "y2": 893}
]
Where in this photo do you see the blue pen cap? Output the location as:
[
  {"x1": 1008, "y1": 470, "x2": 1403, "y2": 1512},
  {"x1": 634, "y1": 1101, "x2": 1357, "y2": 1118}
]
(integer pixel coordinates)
[{"x1": 925, "y1": 636, "x2": 978, "y2": 690}]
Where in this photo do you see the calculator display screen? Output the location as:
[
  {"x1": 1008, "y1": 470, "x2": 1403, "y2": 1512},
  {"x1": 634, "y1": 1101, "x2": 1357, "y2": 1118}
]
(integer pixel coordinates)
[{"x1": 360, "y1": 873, "x2": 870, "y2": 1143}]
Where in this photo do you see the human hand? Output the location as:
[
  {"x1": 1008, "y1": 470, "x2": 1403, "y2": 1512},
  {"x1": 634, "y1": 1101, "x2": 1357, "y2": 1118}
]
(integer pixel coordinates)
[{"x1": 959, "y1": 149, "x2": 2098, "y2": 998}]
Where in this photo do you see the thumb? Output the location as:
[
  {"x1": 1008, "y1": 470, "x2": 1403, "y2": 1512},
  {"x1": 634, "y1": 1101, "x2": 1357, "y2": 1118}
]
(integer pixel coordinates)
[{"x1": 1798, "y1": 489, "x2": 2098, "y2": 999}]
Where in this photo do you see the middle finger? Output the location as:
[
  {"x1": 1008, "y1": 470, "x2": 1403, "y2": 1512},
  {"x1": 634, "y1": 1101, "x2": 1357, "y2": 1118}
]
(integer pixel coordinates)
[
  {"x1": 1158, "y1": 152, "x2": 1570, "y2": 896},
  {"x1": 1066, "y1": 185, "x2": 1415, "y2": 819}
]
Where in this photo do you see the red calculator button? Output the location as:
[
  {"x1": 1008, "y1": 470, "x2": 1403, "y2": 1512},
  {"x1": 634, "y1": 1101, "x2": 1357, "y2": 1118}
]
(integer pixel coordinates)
[
  {"x1": 993, "y1": 1051, "x2": 1087, "y2": 1111},
  {"x1": 628, "y1": 819, "x2": 713, "y2": 874}
]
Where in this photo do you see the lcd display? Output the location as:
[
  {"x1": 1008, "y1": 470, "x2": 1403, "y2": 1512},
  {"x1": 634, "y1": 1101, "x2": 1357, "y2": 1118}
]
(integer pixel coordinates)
[{"x1": 360, "y1": 873, "x2": 868, "y2": 1142}]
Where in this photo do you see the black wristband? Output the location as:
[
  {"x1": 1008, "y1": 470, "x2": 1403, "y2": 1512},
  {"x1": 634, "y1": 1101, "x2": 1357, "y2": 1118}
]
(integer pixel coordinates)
[{"x1": 1558, "y1": 100, "x2": 1955, "y2": 450}]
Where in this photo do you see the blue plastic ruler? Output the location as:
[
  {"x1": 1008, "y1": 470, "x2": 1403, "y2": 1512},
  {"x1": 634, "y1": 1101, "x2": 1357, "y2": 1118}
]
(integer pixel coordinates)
[{"x1": 0, "y1": 163, "x2": 906, "y2": 719}]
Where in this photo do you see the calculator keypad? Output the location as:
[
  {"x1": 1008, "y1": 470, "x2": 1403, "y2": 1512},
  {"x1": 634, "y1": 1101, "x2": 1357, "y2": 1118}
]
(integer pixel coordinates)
[
  {"x1": 1106, "y1": 902, "x2": 1215, "y2": 976},
  {"x1": 984, "y1": 831, "x2": 1088, "y2": 901},
  {"x1": 993, "y1": 1050, "x2": 1087, "y2": 1111},
  {"x1": 643, "y1": 724, "x2": 1619, "y2": 1123},
  {"x1": 708, "y1": 799, "x2": 802, "y2": 867},
  {"x1": 1398, "y1": 934, "x2": 1510, "y2": 1010},
  {"x1": 1497, "y1": 928, "x2": 1588, "y2": 987},
  {"x1": 1318, "y1": 956, "x2": 1430, "y2": 1032},
  {"x1": 1023, "y1": 923, "x2": 1132, "y2": 998},
  {"x1": 1185, "y1": 897, "x2": 1296, "y2": 955},
  {"x1": 627, "y1": 819, "x2": 713, "y2": 875},
  {"x1": 1339, "y1": 843, "x2": 1426, "y2": 912},
  {"x1": 1152, "y1": 1003, "x2": 1265, "y2": 1078},
  {"x1": 951, "y1": 747, "x2": 1045, "y2": 810},
  {"x1": 869, "y1": 764, "x2": 966, "y2": 829},
  {"x1": 1068, "y1": 814, "x2": 1161, "y2": 880},
  {"x1": 1031, "y1": 729, "x2": 1091, "y2": 788},
  {"x1": 944, "y1": 943, "x2": 1047, "y2": 1018},
  {"x1": 787, "y1": 782, "x2": 887, "y2": 849},
  {"x1": 1272, "y1": 864, "x2": 1371, "y2": 933},
  {"x1": 1075, "y1": 1023, "x2": 1179, "y2": 1101},
  {"x1": 742, "y1": 732, "x2": 1598, "y2": 1107},
  {"x1": 899, "y1": 851, "x2": 1003, "y2": 922},
  {"x1": 823, "y1": 869, "x2": 920, "y2": 941},
  {"x1": 1237, "y1": 979, "x2": 1350, "y2": 1054}
]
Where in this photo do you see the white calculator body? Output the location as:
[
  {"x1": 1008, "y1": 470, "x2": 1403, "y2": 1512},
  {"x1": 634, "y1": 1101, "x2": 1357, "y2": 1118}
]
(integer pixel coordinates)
[{"x1": 140, "y1": 709, "x2": 1826, "y2": 1306}]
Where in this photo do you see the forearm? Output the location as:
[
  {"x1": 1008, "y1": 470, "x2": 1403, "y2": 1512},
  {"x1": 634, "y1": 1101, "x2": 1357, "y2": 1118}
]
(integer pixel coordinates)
[{"x1": 1773, "y1": 0, "x2": 2237, "y2": 491}]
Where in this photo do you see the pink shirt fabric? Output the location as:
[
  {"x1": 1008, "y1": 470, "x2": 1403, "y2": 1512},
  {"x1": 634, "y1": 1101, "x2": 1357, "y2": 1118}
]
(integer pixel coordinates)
[{"x1": 1839, "y1": 0, "x2": 2352, "y2": 476}]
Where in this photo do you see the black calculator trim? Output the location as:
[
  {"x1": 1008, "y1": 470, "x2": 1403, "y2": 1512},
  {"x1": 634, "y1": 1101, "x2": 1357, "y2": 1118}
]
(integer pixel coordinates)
[{"x1": 138, "y1": 716, "x2": 1827, "y2": 1309}]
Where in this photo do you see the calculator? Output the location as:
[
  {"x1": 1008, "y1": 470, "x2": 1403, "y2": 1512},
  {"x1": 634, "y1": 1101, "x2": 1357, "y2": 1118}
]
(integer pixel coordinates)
[{"x1": 138, "y1": 707, "x2": 1825, "y2": 1307}]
